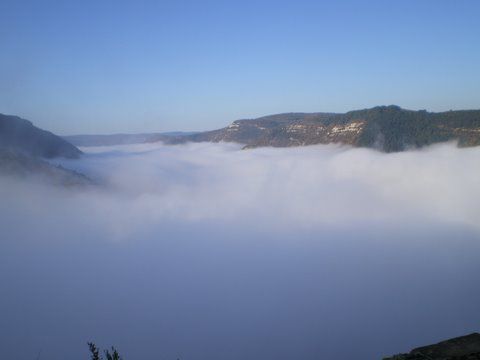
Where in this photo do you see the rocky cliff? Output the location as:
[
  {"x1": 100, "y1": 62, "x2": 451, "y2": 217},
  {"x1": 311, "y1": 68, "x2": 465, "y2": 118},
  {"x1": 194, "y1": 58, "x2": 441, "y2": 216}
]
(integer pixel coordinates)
[{"x1": 175, "y1": 106, "x2": 480, "y2": 152}]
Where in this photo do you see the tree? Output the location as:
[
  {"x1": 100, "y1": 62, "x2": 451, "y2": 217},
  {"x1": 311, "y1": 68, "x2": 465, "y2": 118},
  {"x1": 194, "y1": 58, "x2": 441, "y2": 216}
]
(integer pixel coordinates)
[{"x1": 88, "y1": 343, "x2": 123, "y2": 360}]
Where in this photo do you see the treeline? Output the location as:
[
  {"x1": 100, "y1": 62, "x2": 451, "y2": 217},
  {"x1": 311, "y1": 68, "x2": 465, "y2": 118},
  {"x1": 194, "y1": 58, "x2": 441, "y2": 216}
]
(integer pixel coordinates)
[
  {"x1": 350, "y1": 106, "x2": 480, "y2": 152},
  {"x1": 88, "y1": 343, "x2": 123, "y2": 360}
]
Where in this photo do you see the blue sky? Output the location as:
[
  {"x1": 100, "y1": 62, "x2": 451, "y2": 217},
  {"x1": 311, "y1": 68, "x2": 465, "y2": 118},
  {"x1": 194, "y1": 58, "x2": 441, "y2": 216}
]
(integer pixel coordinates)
[{"x1": 1, "y1": 0, "x2": 479, "y2": 135}]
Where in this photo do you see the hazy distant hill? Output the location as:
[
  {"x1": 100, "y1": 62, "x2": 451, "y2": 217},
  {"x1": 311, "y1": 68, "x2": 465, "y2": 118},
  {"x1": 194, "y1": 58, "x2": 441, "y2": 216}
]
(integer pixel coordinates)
[
  {"x1": 64, "y1": 131, "x2": 197, "y2": 147},
  {"x1": 175, "y1": 106, "x2": 480, "y2": 152},
  {"x1": 0, "y1": 114, "x2": 82, "y2": 158},
  {"x1": 0, "y1": 114, "x2": 89, "y2": 185},
  {"x1": 0, "y1": 149, "x2": 92, "y2": 186}
]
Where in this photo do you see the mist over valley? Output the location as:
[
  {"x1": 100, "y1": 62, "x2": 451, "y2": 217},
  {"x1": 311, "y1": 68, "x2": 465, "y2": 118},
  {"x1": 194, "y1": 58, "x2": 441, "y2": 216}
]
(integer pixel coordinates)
[{"x1": 1, "y1": 137, "x2": 480, "y2": 359}]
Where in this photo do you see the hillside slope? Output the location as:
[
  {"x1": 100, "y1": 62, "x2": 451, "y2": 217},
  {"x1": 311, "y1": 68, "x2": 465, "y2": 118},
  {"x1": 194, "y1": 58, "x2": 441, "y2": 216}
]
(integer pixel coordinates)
[
  {"x1": 384, "y1": 332, "x2": 480, "y2": 359},
  {"x1": 175, "y1": 106, "x2": 480, "y2": 152},
  {"x1": 0, "y1": 149, "x2": 92, "y2": 186},
  {"x1": 0, "y1": 114, "x2": 82, "y2": 158}
]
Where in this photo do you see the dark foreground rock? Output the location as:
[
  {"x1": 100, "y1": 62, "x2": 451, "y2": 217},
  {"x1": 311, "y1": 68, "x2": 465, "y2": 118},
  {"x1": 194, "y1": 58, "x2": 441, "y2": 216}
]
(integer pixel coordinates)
[{"x1": 384, "y1": 333, "x2": 480, "y2": 359}]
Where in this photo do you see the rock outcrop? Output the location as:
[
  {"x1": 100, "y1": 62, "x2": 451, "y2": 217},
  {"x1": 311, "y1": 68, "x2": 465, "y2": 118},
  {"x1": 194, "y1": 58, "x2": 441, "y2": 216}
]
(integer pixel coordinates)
[
  {"x1": 384, "y1": 333, "x2": 480, "y2": 359},
  {"x1": 173, "y1": 106, "x2": 480, "y2": 152}
]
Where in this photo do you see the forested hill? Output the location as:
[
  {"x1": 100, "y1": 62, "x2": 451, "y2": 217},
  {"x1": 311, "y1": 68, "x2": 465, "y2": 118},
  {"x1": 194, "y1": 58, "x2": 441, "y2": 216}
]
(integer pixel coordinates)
[
  {"x1": 0, "y1": 114, "x2": 90, "y2": 185},
  {"x1": 0, "y1": 113, "x2": 82, "y2": 158},
  {"x1": 176, "y1": 106, "x2": 480, "y2": 152}
]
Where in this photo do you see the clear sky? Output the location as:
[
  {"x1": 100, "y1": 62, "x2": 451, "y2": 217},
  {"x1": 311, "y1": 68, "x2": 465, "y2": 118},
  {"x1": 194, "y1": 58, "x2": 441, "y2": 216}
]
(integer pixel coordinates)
[{"x1": 1, "y1": 0, "x2": 479, "y2": 135}]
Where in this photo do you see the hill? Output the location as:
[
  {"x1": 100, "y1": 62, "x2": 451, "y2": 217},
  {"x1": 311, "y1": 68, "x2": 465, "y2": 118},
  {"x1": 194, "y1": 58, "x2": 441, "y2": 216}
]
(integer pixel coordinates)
[
  {"x1": 384, "y1": 332, "x2": 480, "y2": 359},
  {"x1": 0, "y1": 149, "x2": 92, "y2": 187},
  {"x1": 175, "y1": 106, "x2": 480, "y2": 152},
  {"x1": 0, "y1": 114, "x2": 82, "y2": 158},
  {"x1": 0, "y1": 114, "x2": 89, "y2": 185},
  {"x1": 63, "y1": 131, "x2": 197, "y2": 147}
]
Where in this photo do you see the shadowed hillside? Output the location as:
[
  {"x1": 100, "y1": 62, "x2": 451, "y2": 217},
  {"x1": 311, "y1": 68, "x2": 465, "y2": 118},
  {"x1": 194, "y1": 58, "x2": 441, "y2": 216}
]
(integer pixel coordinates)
[
  {"x1": 0, "y1": 114, "x2": 89, "y2": 185},
  {"x1": 0, "y1": 149, "x2": 92, "y2": 186},
  {"x1": 0, "y1": 114, "x2": 82, "y2": 158}
]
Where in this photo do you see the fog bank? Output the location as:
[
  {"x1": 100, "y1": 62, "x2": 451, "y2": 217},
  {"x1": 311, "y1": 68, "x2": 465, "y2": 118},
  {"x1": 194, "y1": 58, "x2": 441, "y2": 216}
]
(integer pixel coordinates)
[{"x1": 1, "y1": 142, "x2": 479, "y2": 359}]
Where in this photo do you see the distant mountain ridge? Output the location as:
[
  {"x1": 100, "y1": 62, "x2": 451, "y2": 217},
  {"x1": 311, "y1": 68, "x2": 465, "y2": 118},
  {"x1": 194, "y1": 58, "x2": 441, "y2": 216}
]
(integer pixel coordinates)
[
  {"x1": 174, "y1": 106, "x2": 480, "y2": 152},
  {"x1": 3, "y1": 106, "x2": 480, "y2": 155},
  {"x1": 64, "y1": 131, "x2": 197, "y2": 147},
  {"x1": 0, "y1": 113, "x2": 82, "y2": 158}
]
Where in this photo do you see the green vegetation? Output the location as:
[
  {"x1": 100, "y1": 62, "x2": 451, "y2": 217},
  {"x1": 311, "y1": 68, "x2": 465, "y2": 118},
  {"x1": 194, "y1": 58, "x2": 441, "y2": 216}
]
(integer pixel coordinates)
[
  {"x1": 353, "y1": 105, "x2": 480, "y2": 152},
  {"x1": 183, "y1": 105, "x2": 480, "y2": 152}
]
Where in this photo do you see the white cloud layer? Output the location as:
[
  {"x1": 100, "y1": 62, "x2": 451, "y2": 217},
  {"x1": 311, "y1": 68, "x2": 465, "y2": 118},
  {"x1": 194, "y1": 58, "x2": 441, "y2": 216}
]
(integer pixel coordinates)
[
  {"x1": 1, "y1": 142, "x2": 479, "y2": 359},
  {"x1": 53, "y1": 141, "x2": 480, "y2": 233}
]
